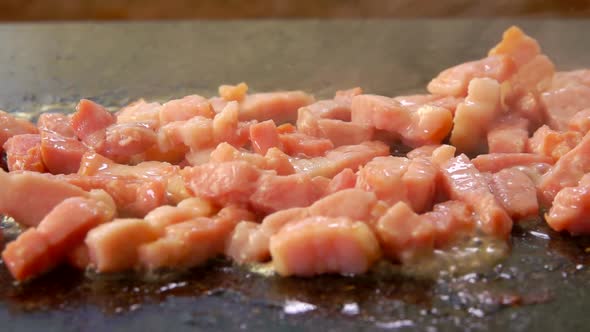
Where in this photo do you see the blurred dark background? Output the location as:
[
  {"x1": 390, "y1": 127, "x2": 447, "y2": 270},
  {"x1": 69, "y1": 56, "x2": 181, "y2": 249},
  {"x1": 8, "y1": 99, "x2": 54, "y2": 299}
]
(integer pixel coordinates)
[{"x1": 0, "y1": 0, "x2": 589, "y2": 20}]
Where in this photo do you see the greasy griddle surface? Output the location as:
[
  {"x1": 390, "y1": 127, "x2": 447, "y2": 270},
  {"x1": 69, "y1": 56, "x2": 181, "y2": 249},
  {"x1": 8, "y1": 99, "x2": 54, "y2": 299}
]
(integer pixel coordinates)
[{"x1": 1, "y1": 20, "x2": 590, "y2": 331}]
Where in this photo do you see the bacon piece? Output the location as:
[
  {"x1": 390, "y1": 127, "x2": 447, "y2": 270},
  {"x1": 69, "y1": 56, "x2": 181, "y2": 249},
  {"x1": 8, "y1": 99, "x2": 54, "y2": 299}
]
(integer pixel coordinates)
[
  {"x1": 37, "y1": 113, "x2": 75, "y2": 137},
  {"x1": 489, "y1": 168, "x2": 539, "y2": 220},
  {"x1": 291, "y1": 141, "x2": 389, "y2": 178},
  {"x1": 488, "y1": 26, "x2": 541, "y2": 67},
  {"x1": 279, "y1": 132, "x2": 334, "y2": 157},
  {"x1": 527, "y1": 125, "x2": 582, "y2": 162},
  {"x1": 538, "y1": 131, "x2": 590, "y2": 205},
  {"x1": 239, "y1": 91, "x2": 314, "y2": 124},
  {"x1": 71, "y1": 99, "x2": 115, "y2": 147},
  {"x1": 450, "y1": 78, "x2": 502, "y2": 154},
  {"x1": 0, "y1": 168, "x2": 87, "y2": 227},
  {"x1": 270, "y1": 216, "x2": 381, "y2": 277},
  {"x1": 250, "y1": 173, "x2": 324, "y2": 214},
  {"x1": 85, "y1": 218, "x2": 159, "y2": 273},
  {"x1": 219, "y1": 82, "x2": 248, "y2": 102},
  {"x1": 440, "y1": 155, "x2": 512, "y2": 238},
  {"x1": 249, "y1": 120, "x2": 282, "y2": 155},
  {"x1": 0, "y1": 111, "x2": 38, "y2": 154},
  {"x1": 487, "y1": 116, "x2": 529, "y2": 153},
  {"x1": 351, "y1": 95, "x2": 452, "y2": 147},
  {"x1": 40, "y1": 130, "x2": 88, "y2": 174},
  {"x1": 375, "y1": 202, "x2": 435, "y2": 262},
  {"x1": 472, "y1": 153, "x2": 553, "y2": 173},
  {"x1": 3, "y1": 134, "x2": 45, "y2": 172},
  {"x1": 546, "y1": 174, "x2": 590, "y2": 235},
  {"x1": 182, "y1": 161, "x2": 261, "y2": 205},
  {"x1": 427, "y1": 55, "x2": 516, "y2": 97},
  {"x1": 159, "y1": 95, "x2": 214, "y2": 125},
  {"x1": 116, "y1": 99, "x2": 162, "y2": 129},
  {"x1": 422, "y1": 200, "x2": 475, "y2": 248}
]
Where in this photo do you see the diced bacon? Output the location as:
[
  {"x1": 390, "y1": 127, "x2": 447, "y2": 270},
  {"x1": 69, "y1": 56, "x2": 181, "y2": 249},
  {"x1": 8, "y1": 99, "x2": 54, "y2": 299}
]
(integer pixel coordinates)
[
  {"x1": 213, "y1": 101, "x2": 249, "y2": 147},
  {"x1": 226, "y1": 207, "x2": 309, "y2": 264},
  {"x1": 538, "y1": 131, "x2": 590, "y2": 205},
  {"x1": 0, "y1": 168, "x2": 87, "y2": 227},
  {"x1": 159, "y1": 95, "x2": 214, "y2": 125},
  {"x1": 551, "y1": 70, "x2": 590, "y2": 90},
  {"x1": 270, "y1": 216, "x2": 381, "y2": 277},
  {"x1": 472, "y1": 153, "x2": 554, "y2": 173},
  {"x1": 276, "y1": 123, "x2": 296, "y2": 134},
  {"x1": 308, "y1": 189, "x2": 377, "y2": 221},
  {"x1": 488, "y1": 168, "x2": 539, "y2": 220},
  {"x1": 487, "y1": 116, "x2": 529, "y2": 153},
  {"x1": 527, "y1": 125, "x2": 582, "y2": 162},
  {"x1": 1, "y1": 195, "x2": 112, "y2": 281},
  {"x1": 279, "y1": 132, "x2": 334, "y2": 157},
  {"x1": 568, "y1": 109, "x2": 590, "y2": 133},
  {"x1": 334, "y1": 87, "x2": 363, "y2": 105},
  {"x1": 40, "y1": 130, "x2": 88, "y2": 175},
  {"x1": 182, "y1": 161, "x2": 261, "y2": 205},
  {"x1": 57, "y1": 173, "x2": 167, "y2": 218},
  {"x1": 431, "y1": 144, "x2": 457, "y2": 166},
  {"x1": 71, "y1": 99, "x2": 115, "y2": 147},
  {"x1": 297, "y1": 108, "x2": 373, "y2": 146},
  {"x1": 225, "y1": 221, "x2": 266, "y2": 263},
  {"x1": 100, "y1": 123, "x2": 157, "y2": 162},
  {"x1": 0, "y1": 111, "x2": 38, "y2": 152},
  {"x1": 239, "y1": 91, "x2": 314, "y2": 124},
  {"x1": 356, "y1": 156, "x2": 409, "y2": 205},
  {"x1": 291, "y1": 141, "x2": 389, "y2": 178},
  {"x1": 356, "y1": 155, "x2": 438, "y2": 212},
  {"x1": 450, "y1": 78, "x2": 502, "y2": 154},
  {"x1": 507, "y1": 55, "x2": 554, "y2": 98},
  {"x1": 85, "y1": 218, "x2": 159, "y2": 273},
  {"x1": 37, "y1": 113, "x2": 75, "y2": 137},
  {"x1": 185, "y1": 148, "x2": 213, "y2": 166},
  {"x1": 2, "y1": 229, "x2": 53, "y2": 281},
  {"x1": 351, "y1": 95, "x2": 452, "y2": 147},
  {"x1": 403, "y1": 157, "x2": 439, "y2": 213},
  {"x1": 351, "y1": 94, "x2": 410, "y2": 132},
  {"x1": 375, "y1": 202, "x2": 435, "y2": 263},
  {"x1": 488, "y1": 26, "x2": 541, "y2": 68},
  {"x1": 249, "y1": 120, "x2": 282, "y2": 155},
  {"x1": 427, "y1": 55, "x2": 516, "y2": 97},
  {"x1": 422, "y1": 200, "x2": 475, "y2": 248},
  {"x1": 407, "y1": 145, "x2": 440, "y2": 159},
  {"x1": 545, "y1": 174, "x2": 590, "y2": 235},
  {"x1": 209, "y1": 142, "x2": 294, "y2": 175},
  {"x1": 441, "y1": 155, "x2": 512, "y2": 238},
  {"x1": 219, "y1": 82, "x2": 248, "y2": 102},
  {"x1": 510, "y1": 93, "x2": 546, "y2": 128},
  {"x1": 158, "y1": 116, "x2": 213, "y2": 152},
  {"x1": 3, "y1": 134, "x2": 45, "y2": 172},
  {"x1": 264, "y1": 148, "x2": 296, "y2": 175},
  {"x1": 541, "y1": 83, "x2": 590, "y2": 131},
  {"x1": 138, "y1": 215, "x2": 236, "y2": 270},
  {"x1": 209, "y1": 97, "x2": 227, "y2": 113},
  {"x1": 144, "y1": 201, "x2": 212, "y2": 233},
  {"x1": 327, "y1": 168, "x2": 357, "y2": 194},
  {"x1": 250, "y1": 173, "x2": 323, "y2": 214},
  {"x1": 37, "y1": 197, "x2": 113, "y2": 261},
  {"x1": 116, "y1": 99, "x2": 162, "y2": 129},
  {"x1": 302, "y1": 100, "x2": 351, "y2": 121}
]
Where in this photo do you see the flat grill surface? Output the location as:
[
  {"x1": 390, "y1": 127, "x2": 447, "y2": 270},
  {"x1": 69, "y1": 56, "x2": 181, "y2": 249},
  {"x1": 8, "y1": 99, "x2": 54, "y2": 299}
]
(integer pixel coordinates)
[{"x1": 0, "y1": 20, "x2": 589, "y2": 331}]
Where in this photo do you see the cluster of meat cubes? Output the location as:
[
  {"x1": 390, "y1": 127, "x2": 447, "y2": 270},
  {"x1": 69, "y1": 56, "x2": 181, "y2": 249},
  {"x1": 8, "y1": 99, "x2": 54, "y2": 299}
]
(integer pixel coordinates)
[{"x1": 0, "y1": 26, "x2": 589, "y2": 282}]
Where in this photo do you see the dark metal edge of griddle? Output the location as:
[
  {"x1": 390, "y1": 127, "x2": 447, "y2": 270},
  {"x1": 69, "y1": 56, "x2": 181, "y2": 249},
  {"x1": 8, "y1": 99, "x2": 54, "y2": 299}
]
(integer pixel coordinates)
[{"x1": 0, "y1": 20, "x2": 590, "y2": 332}]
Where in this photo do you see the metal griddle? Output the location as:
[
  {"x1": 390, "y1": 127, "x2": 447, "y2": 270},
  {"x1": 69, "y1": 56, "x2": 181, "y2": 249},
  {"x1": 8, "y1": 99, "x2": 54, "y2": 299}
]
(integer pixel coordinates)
[{"x1": 0, "y1": 20, "x2": 590, "y2": 332}]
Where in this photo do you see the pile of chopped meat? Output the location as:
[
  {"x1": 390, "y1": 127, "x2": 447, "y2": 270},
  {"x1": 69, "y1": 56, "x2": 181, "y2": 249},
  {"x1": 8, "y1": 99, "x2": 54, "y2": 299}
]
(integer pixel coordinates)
[{"x1": 1, "y1": 26, "x2": 589, "y2": 282}]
